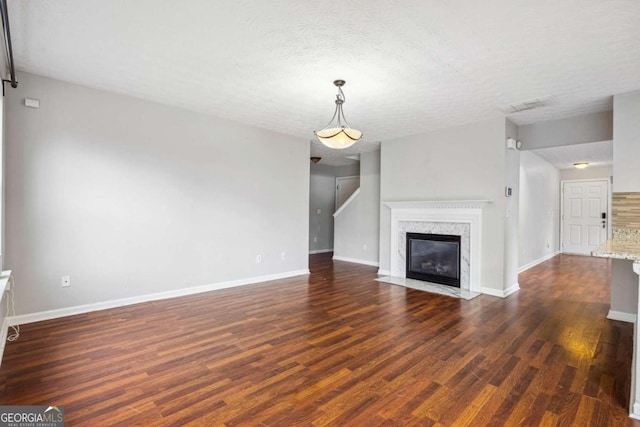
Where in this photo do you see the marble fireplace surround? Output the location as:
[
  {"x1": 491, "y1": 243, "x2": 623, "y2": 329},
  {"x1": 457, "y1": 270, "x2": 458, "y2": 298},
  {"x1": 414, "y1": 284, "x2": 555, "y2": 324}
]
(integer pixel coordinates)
[{"x1": 384, "y1": 200, "x2": 491, "y2": 293}]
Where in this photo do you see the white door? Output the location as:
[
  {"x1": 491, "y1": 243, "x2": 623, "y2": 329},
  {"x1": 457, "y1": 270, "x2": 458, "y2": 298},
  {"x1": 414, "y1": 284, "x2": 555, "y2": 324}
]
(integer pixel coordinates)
[
  {"x1": 335, "y1": 176, "x2": 360, "y2": 211},
  {"x1": 561, "y1": 180, "x2": 608, "y2": 255}
]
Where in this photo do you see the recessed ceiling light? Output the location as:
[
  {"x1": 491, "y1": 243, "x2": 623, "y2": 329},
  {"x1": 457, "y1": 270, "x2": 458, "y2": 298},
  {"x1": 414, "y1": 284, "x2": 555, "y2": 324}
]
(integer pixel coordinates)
[{"x1": 573, "y1": 162, "x2": 589, "y2": 169}]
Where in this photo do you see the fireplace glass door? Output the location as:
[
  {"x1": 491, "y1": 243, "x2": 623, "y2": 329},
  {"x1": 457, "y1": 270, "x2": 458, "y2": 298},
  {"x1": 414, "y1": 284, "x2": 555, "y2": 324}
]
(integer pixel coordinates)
[{"x1": 406, "y1": 233, "x2": 461, "y2": 287}]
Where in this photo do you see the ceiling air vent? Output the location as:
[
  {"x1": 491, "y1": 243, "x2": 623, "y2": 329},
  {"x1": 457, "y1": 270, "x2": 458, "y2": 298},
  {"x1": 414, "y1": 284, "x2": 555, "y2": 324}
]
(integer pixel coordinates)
[{"x1": 499, "y1": 96, "x2": 553, "y2": 114}]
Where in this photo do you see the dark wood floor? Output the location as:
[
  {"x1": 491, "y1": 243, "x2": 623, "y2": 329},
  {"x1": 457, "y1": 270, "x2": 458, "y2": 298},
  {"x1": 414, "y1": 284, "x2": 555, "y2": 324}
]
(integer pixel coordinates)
[{"x1": 1, "y1": 253, "x2": 638, "y2": 426}]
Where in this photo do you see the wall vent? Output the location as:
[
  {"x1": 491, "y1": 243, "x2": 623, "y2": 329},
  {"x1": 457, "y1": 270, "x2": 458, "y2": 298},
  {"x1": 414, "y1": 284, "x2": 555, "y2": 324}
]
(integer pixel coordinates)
[{"x1": 499, "y1": 96, "x2": 553, "y2": 114}]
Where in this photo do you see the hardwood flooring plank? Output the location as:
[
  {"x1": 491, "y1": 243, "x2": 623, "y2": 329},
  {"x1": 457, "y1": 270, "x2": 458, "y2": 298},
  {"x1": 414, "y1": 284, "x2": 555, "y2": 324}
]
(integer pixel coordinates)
[{"x1": 1, "y1": 253, "x2": 638, "y2": 425}]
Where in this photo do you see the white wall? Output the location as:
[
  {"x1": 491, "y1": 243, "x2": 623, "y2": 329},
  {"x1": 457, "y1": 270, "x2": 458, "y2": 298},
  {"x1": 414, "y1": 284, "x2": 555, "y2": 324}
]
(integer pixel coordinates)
[
  {"x1": 519, "y1": 111, "x2": 613, "y2": 150},
  {"x1": 609, "y1": 90, "x2": 640, "y2": 317},
  {"x1": 309, "y1": 163, "x2": 337, "y2": 253},
  {"x1": 0, "y1": 93, "x2": 3, "y2": 273},
  {"x1": 0, "y1": 41, "x2": 7, "y2": 341},
  {"x1": 336, "y1": 163, "x2": 360, "y2": 178},
  {"x1": 613, "y1": 90, "x2": 640, "y2": 192},
  {"x1": 504, "y1": 120, "x2": 520, "y2": 288},
  {"x1": 0, "y1": 96, "x2": 4, "y2": 349},
  {"x1": 559, "y1": 165, "x2": 612, "y2": 181},
  {"x1": 333, "y1": 150, "x2": 380, "y2": 265},
  {"x1": 0, "y1": 39, "x2": 7, "y2": 272},
  {"x1": 611, "y1": 259, "x2": 638, "y2": 317},
  {"x1": 5, "y1": 72, "x2": 310, "y2": 316},
  {"x1": 380, "y1": 118, "x2": 508, "y2": 293},
  {"x1": 308, "y1": 161, "x2": 360, "y2": 254},
  {"x1": 518, "y1": 151, "x2": 560, "y2": 270}
]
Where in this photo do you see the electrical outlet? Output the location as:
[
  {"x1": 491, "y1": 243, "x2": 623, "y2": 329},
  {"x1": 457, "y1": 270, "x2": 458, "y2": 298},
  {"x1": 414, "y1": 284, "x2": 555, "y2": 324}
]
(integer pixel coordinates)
[
  {"x1": 313, "y1": 237, "x2": 317, "y2": 243},
  {"x1": 61, "y1": 275, "x2": 71, "y2": 288},
  {"x1": 316, "y1": 209, "x2": 322, "y2": 214},
  {"x1": 281, "y1": 251, "x2": 286, "y2": 260},
  {"x1": 256, "y1": 254, "x2": 262, "y2": 263},
  {"x1": 363, "y1": 244, "x2": 368, "y2": 251}
]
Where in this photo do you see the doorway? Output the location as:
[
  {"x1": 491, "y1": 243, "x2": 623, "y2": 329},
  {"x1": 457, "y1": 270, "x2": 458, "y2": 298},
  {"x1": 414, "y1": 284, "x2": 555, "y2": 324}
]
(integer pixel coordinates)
[{"x1": 561, "y1": 179, "x2": 610, "y2": 255}]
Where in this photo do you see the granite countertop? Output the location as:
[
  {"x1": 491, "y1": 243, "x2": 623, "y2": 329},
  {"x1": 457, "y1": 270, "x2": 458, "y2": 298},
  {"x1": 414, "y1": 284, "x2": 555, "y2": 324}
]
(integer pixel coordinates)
[{"x1": 592, "y1": 239, "x2": 640, "y2": 262}]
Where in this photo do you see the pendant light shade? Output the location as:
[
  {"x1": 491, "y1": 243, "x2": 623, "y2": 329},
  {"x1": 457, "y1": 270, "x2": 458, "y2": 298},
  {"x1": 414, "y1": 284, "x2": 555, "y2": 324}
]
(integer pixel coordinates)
[
  {"x1": 315, "y1": 127, "x2": 363, "y2": 149},
  {"x1": 314, "y1": 80, "x2": 362, "y2": 149}
]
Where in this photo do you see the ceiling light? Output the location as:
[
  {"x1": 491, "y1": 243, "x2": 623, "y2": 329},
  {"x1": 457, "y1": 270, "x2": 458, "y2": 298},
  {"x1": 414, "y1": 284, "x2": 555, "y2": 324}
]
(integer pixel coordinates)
[
  {"x1": 573, "y1": 162, "x2": 589, "y2": 169},
  {"x1": 314, "y1": 80, "x2": 362, "y2": 150},
  {"x1": 310, "y1": 156, "x2": 321, "y2": 164}
]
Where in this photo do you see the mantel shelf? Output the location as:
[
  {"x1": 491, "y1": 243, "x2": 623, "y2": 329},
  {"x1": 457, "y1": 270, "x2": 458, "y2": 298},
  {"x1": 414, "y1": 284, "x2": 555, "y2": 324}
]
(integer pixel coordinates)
[{"x1": 383, "y1": 200, "x2": 492, "y2": 210}]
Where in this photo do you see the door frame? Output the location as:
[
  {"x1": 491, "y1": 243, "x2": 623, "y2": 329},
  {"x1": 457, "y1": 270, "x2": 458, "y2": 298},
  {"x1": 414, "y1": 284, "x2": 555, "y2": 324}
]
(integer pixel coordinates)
[{"x1": 560, "y1": 178, "x2": 612, "y2": 254}]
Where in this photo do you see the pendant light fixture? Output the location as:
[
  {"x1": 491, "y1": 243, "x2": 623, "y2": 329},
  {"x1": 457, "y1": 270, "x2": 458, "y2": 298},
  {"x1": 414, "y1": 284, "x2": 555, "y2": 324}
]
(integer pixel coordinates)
[{"x1": 314, "y1": 80, "x2": 362, "y2": 149}]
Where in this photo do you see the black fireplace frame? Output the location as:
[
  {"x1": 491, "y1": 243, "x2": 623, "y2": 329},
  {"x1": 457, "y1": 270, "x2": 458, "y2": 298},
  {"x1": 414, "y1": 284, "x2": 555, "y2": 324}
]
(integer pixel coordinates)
[{"x1": 406, "y1": 233, "x2": 461, "y2": 287}]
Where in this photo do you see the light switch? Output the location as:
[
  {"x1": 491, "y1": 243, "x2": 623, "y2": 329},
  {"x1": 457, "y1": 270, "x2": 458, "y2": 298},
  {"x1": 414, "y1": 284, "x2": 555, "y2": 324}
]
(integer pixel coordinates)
[{"x1": 25, "y1": 98, "x2": 40, "y2": 108}]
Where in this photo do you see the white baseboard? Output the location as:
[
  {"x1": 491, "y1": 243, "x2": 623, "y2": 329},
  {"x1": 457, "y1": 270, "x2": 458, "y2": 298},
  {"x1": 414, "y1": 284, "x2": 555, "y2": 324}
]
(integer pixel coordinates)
[
  {"x1": 503, "y1": 282, "x2": 520, "y2": 297},
  {"x1": 8, "y1": 269, "x2": 310, "y2": 327},
  {"x1": 481, "y1": 282, "x2": 520, "y2": 298},
  {"x1": 309, "y1": 249, "x2": 333, "y2": 254},
  {"x1": 607, "y1": 309, "x2": 637, "y2": 323},
  {"x1": 0, "y1": 315, "x2": 9, "y2": 368},
  {"x1": 518, "y1": 251, "x2": 560, "y2": 273},
  {"x1": 332, "y1": 255, "x2": 379, "y2": 267},
  {"x1": 377, "y1": 269, "x2": 391, "y2": 276}
]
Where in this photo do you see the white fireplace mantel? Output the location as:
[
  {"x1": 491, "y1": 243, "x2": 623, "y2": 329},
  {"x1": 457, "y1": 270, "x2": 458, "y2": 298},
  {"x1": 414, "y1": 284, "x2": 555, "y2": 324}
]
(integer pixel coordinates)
[
  {"x1": 383, "y1": 200, "x2": 492, "y2": 210},
  {"x1": 384, "y1": 200, "x2": 491, "y2": 293}
]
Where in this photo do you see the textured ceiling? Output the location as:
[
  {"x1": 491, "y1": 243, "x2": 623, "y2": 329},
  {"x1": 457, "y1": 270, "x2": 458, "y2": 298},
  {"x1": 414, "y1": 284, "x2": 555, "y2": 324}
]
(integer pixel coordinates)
[
  {"x1": 530, "y1": 140, "x2": 613, "y2": 170},
  {"x1": 7, "y1": 1, "x2": 640, "y2": 165}
]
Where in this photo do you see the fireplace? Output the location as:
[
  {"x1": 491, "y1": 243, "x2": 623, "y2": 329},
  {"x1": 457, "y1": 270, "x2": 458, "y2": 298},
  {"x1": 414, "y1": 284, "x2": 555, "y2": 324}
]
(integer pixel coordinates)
[
  {"x1": 383, "y1": 200, "x2": 489, "y2": 294},
  {"x1": 406, "y1": 233, "x2": 461, "y2": 287}
]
